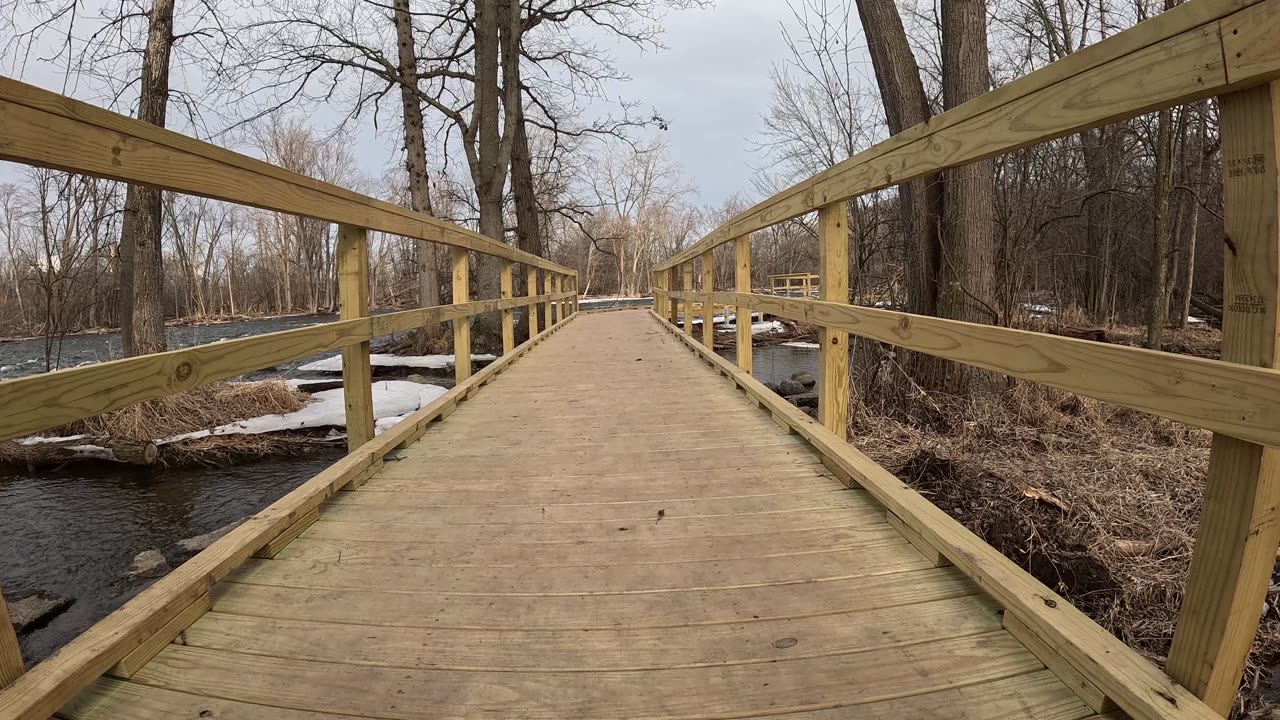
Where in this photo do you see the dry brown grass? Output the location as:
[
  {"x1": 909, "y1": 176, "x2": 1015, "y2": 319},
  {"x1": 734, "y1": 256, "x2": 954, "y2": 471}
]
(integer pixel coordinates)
[
  {"x1": 847, "y1": 376, "x2": 1280, "y2": 717},
  {"x1": 49, "y1": 380, "x2": 310, "y2": 442}
]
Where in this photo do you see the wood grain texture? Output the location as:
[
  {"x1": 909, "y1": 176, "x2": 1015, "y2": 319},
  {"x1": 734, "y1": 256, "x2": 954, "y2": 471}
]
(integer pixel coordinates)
[
  {"x1": 654, "y1": 0, "x2": 1272, "y2": 272},
  {"x1": 499, "y1": 260, "x2": 514, "y2": 355},
  {"x1": 651, "y1": 309, "x2": 1222, "y2": 720},
  {"x1": 106, "y1": 593, "x2": 210, "y2": 680},
  {"x1": 0, "y1": 582, "x2": 22, "y2": 689},
  {"x1": 337, "y1": 225, "x2": 374, "y2": 451},
  {"x1": 526, "y1": 266, "x2": 539, "y2": 336},
  {"x1": 451, "y1": 247, "x2": 471, "y2": 385},
  {"x1": 701, "y1": 250, "x2": 715, "y2": 348},
  {"x1": 1005, "y1": 612, "x2": 1117, "y2": 714},
  {"x1": 817, "y1": 204, "x2": 849, "y2": 434},
  {"x1": 0, "y1": 77, "x2": 572, "y2": 274},
  {"x1": 683, "y1": 263, "x2": 694, "y2": 336},
  {"x1": 1166, "y1": 81, "x2": 1280, "y2": 714},
  {"x1": 735, "y1": 235, "x2": 753, "y2": 373}
]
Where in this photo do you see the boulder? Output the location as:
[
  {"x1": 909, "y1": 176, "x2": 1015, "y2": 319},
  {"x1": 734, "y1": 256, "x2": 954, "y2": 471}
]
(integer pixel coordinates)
[
  {"x1": 173, "y1": 519, "x2": 245, "y2": 557},
  {"x1": 4, "y1": 590, "x2": 73, "y2": 634},
  {"x1": 788, "y1": 391, "x2": 819, "y2": 408},
  {"x1": 790, "y1": 371, "x2": 816, "y2": 388},
  {"x1": 126, "y1": 549, "x2": 171, "y2": 579},
  {"x1": 777, "y1": 379, "x2": 806, "y2": 396}
]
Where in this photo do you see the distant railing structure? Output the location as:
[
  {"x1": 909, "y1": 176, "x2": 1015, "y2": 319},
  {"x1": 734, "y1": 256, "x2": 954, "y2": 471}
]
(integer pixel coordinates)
[
  {"x1": 0, "y1": 75, "x2": 578, "y2": 715},
  {"x1": 653, "y1": 1, "x2": 1280, "y2": 718},
  {"x1": 768, "y1": 273, "x2": 820, "y2": 298}
]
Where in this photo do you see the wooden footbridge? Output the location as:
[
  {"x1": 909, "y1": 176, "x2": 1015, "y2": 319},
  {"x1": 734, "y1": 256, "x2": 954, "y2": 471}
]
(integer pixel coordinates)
[{"x1": 2, "y1": 1, "x2": 1280, "y2": 717}]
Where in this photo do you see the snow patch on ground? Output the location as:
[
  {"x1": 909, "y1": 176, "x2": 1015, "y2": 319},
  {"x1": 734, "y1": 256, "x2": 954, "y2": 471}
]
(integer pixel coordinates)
[
  {"x1": 782, "y1": 341, "x2": 821, "y2": 349},
  {"x1": 720, "y1": 320, "x2": 787, "y2": 335},
  {"x1": 162, "y1": 381, "x2": 447, "y2": 443},
  {"x1": 298, "y1": 353, "x2": 496, "y2": 372}
]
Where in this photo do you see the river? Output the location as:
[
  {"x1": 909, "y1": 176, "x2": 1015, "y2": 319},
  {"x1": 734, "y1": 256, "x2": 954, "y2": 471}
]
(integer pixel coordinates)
[{"x1": 0, "y1": 297, "x2": 806, "y2": 666}]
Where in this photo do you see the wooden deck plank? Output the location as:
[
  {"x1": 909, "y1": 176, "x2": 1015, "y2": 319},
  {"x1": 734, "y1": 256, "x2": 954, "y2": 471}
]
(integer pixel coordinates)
[
  {"x1": 224, "y1": 545, "x2": 931, "y2": 595},
  {"x1": 209, "y1": 566, "x2": 982, "y2": 630},
  {"x1": 122, "y1": 633, "x2": 1042, "y2": 719},
  {"x1": 61, "y1": 309, "x2": 1098, "y2": 720},
  {"x1": 271, "y1": 526, "x2": 913, "y2": 567},
  {"x1": 62, "y1": 669, "x2": 1093, "y2": 720},
  {"x1": 180, "y1": 595, "x2": 1004, "y2": 671}
]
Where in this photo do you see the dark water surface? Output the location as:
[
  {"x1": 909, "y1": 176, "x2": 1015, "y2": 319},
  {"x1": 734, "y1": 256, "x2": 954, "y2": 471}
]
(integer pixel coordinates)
[
  {"x1": 0, "y1": 453, "x2": 341, "y2": 663},
  {"x1": 720, "y1": 343, "x2": 819, "y2": 386},
  {"x1": 0, "y1": 313, "x2": 343, "y2": 381}
]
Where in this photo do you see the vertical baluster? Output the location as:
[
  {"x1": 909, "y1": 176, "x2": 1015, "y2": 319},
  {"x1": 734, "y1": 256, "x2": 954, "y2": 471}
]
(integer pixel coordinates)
[
  {"x1": 701, "y1": 250, "x2": 715, "y2": 348},
  {"x1": 817, "y1": 204, "x2": 849, "y2": 434},
  {"x1": 1167, "y1": 81, "x2": 1280, "y2": 715},
  {"x1": 452, "y1": 247, "x2": 471, "y2": 384},
  {"x1": 735, "y1": 235, "x2": 752, "y2": 373},
  {"x1": 337, "y1": 224, "x2": 373, "y2": 452},
  {"x1": 500, "y1": 259, "x2": 514, "y2": 355},
  {"x1": 527, "y1": 266, "x2": 540, "y2": 338}
]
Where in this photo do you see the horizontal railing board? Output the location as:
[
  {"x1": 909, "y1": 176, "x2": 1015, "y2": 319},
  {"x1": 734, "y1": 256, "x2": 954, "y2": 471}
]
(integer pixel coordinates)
[
  {"x1": 0, "y1": 313, "x2": 577, "y2": 720},
  {"x1": 0, "y1": 293, "x2": 574, "y2": 443},
  {"x1": 660, "y1": 289, "x2": 1280, "y2": 448},
  {"x1": 0, "y1": 77, "x2": 573, "y2": 275},
  {"x1": 650, "y1": 310, "x2": 1220, "y2": 720},
  {"x1": 654, "y1": 0, "x2": 1276, "y2": 271}
]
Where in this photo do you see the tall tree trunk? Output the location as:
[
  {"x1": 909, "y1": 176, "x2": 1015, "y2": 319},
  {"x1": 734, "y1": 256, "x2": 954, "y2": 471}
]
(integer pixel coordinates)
[
  {"x1": 938, "y1": 0, "x2": 1000, "y2": 395},
  {"x1": 855, "y1": 0, "x2": 943, "y2": 398},
  {"x1": 1079, "y1": 128, "x2": 1116, "y2": 318},
  {"x1": 510, "y1": 100, "x2": 542, "y2": 343},
  {"x1": 1146, "y1": 105, "x2": 1176, "y2": 348},
  {"x1": 1176, "y1": 100, "x2": 1211, "y2": 329},
  {"x1": 120, "y1": 0, "x2": 175, "y2": 356},
  {"x1": 393, "y1": 0, "x2": 450, "y2": 353},
  {"x1": 464, "y1": 0, "x2": 517, "y2": 351}
]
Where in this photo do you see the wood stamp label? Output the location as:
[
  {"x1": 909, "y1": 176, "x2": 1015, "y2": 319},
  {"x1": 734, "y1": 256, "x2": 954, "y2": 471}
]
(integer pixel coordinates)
[
  {"x1": 1227, "y1": 154, "x2": 1267, "y2": 177},
  {"x1": 1229, "y1": 293, "x2": 1267, "y2": 314}
]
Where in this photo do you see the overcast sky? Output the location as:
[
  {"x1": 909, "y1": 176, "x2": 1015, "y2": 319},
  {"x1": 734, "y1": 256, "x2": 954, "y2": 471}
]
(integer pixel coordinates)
[{"x1": 1, "y1": 1, "x2": 869, "y2": 208}]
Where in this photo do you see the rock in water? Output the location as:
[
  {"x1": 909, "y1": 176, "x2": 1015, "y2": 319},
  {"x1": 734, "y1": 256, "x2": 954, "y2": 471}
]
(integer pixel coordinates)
[
  {"x1": 789, "y1": 391, "x2": 819, "y2": 408},
  {"x1": 127, "y1": 549, "x2": 171, "y2": 579},
  {"x1": 777, "y1": 379, "x2": 806, "y2": 396},
  {"x1": 4, "y1": 591, "x2": 73, "y2": 634},
  {"x1": 790, "y1": 371, "x2": 816, "y2": 388},
  {"x1": 173, "y1": 519, "x2": 245, "y2": 556}
]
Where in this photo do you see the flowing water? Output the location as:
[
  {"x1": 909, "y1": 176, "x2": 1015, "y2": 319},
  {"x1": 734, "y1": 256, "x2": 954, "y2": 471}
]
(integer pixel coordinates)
[{"x1": 0, "y1": 453, "x2": 341, "y2": 664}]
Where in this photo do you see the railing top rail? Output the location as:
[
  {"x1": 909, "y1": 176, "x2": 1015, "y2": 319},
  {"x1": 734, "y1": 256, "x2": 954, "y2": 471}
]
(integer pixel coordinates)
[
  {"x1": 0, "y1": 76, "x2": 576, "y2": 276},
  {"x1": 653, "y1": 0, "x2": 1277, "y2": 271}
]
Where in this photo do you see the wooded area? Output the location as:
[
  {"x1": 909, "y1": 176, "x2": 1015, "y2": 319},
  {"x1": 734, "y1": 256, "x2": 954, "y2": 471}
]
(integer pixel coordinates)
[{"x1": 0, "y1": 0, "x2": 1230, "y2": 366}]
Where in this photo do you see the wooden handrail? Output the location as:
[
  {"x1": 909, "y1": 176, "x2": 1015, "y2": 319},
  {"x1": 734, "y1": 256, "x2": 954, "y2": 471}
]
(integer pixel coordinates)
[
  {"x1": 0, "y1": 292, "x2": 576, "y2": 444},
  {"x1": 653, "y1": 0, "x2": 1274, "y2": 273},
  {"x1": 0, "y1": 77, "x2": 571, "y2": 274},
  {"x1": 658, "y1": 288, "x2": 1280, "y2": 448}
]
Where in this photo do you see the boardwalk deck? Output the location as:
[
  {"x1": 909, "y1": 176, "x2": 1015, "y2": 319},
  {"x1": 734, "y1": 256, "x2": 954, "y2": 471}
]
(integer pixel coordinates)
[{"x1": 61, "y1": 310, "x2": 1107, "y2": 719}]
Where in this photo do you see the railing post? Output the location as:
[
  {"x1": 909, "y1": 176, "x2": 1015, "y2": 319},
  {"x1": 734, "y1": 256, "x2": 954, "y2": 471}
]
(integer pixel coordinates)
[
  {"x1": 452, "y1": 247, "x2": 471, "y2": 384},
  {"x1": 499, "y1": 259, "x2": 514, "y2": 355},
  {"x1": 1167, "y1": 81, "x2": 1280, "y2": 715},
  {"x1": 573, "y1": 271, "x2": 579, "y2": 314},
  {"x1": 551, "y1": 274, "x2": 561, "y2": 325},
  {"x1": 817, "y1": 203, "x2": 849, "y2": 434},
  {"x1": 735, "y1": 235, "x2": 752, "y2": 373},
  {"x1": 0, "y1": 581, "x2": 22, "y2": 689},
  {"x1": 337, "y1": 224, "x2": 374, "y2": 452},
  {"x1": 527, "y1": 266, "x2": 540, "y2": 337},
  {"x1": 667, "y1": 267, "x2": 679, "y2": 325},
  {"x1": 682, "y1": 263, "x2": 694, "y2": 336},
  {"x1": 701, "y1": 250, "x2": 715, "y2": 348},
  {"x1": 558, "y1": 274, "x2": 567, "y2": 322},
  {"x1": 543, "y1": 271, "x2": 553, "y2": 329}
]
